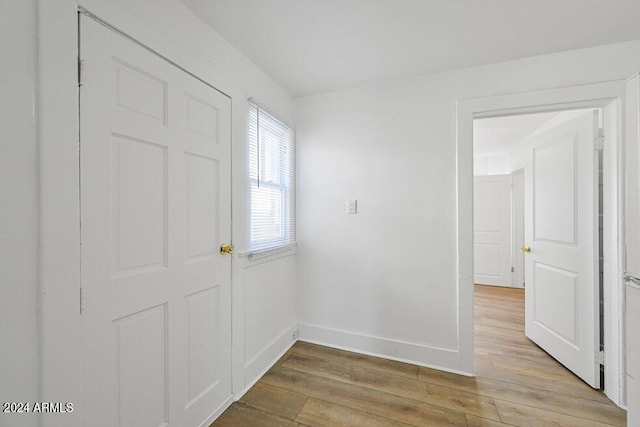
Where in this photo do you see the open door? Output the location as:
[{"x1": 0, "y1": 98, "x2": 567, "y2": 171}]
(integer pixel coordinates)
[{"x1": 524, "y1": 110, "x2": 600, "y2": 388}]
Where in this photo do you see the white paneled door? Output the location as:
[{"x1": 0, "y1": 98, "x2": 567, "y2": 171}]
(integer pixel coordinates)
[
  {"x1": 80, "y1": 16, "x2": 232, "y2": 426},
  {"x1": 524, "y1": 110, "x2": 600, "y2": 388},
  {"x1": 474, "y1": 175, "x2": 512, "y2": 287}
]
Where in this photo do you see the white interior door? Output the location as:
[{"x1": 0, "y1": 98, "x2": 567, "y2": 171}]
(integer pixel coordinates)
[
  {"x1": 80, "y1": 15, "x2": 232, "y2": 426},
  {"x1": 474, "y1": 175, "x2": 512, "y2": 287},
  {"x1": 524, "y1": 110, "x2": 600, "y2": 388}
]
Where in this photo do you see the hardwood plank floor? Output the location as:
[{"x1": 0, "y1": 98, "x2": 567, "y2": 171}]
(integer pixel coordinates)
[{"x1": 212, "y1": 284, "x2": 626, "y2": 426}]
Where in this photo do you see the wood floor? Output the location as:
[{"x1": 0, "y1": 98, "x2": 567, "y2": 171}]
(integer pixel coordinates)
[{"x1": 212, "y1": 284, "x2": 626, "y2": 426}]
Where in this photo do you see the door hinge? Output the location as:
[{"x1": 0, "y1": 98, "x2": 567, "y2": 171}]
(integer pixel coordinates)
[
  {"x1": 511, "y1": 266, "x2": 515, "y2": 273},
  {"x1": 596, "y1": 350, "x2": 605, "y2": 365},
  {"x1": 80, "y1": 287, "x2": 85, "y2": 314},
  {"x1": 594, "y1": 129, "x2": 604, "y2": 151},
  {"x1": 78, "y1": 59, "x2": 85, "y2": 87}
]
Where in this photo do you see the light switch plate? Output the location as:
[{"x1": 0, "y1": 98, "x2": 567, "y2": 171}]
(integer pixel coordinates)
[{"x1": 347, "y1": 199, "x2": 358, "y2": 214}]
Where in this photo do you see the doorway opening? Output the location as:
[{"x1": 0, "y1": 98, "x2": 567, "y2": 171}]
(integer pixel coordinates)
[
  {"x1": 456, "y1": 83, "x2": 626, "y2": 406},
  {"x1": 472, "y1": 108, "x2": 608, "y2": 397}
]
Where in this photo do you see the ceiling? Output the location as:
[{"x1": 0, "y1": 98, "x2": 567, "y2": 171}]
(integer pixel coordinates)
[
  {"x1": 473, "y1": 109, "x2": 595, "y2": 156},
  {"x1": 181, "y1": 0, "x2": 640, "y2": 97},
  {"x1": 473, "y1": 112, "x2": 558, "y2": 155}
]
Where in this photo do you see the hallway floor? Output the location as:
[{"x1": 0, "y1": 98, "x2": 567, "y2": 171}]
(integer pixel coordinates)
[{"x1": 212, "y1": 284, "x2": 625, "y2": 426}]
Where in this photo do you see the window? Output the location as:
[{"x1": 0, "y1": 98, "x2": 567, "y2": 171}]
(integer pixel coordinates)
[{"x1": 248, "y1": 100, "x2": 295, "y2": 253}]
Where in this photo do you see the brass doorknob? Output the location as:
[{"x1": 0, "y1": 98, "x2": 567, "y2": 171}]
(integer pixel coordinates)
[
  {"x1": 220, "y1": 244, "x2": 234, "y2": 255},
  {"x1": 520, "y1": 246, "x2": 531, "y2": 253}
]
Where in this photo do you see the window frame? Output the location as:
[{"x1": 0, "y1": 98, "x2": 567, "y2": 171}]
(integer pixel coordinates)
[{"x1": 247, "y1": 100, "x2": 296, "y2": 255}]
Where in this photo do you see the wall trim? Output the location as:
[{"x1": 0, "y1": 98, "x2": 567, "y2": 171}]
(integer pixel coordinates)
[
  {"x1": 243, "y1": 323, "x2": 297, "y2": 389},
  {"x1": 37, "y1": 2, "x2": 82, "y2": 426},
  {"x1": 456, "y1": 79, "x2": 626, "y2": 406},
  {"x1": 299, "y1": 323, "x2": 469, "y2": 376},
  {"x1": 198, "y1": 396, "x2": 233, "y2": 427},
  {"x1": 236, "y1": 335, "x2": 297, "y2": 401}
]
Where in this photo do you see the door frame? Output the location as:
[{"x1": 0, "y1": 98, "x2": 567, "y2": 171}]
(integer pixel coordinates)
[
  {"x1": 511, "y1": 168, "x2": 525, "y2": 288},
  {"x1": 456, "y1": 81, "x2": 626, "y2": 406}
]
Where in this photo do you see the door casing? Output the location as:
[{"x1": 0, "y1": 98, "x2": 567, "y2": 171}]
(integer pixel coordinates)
[
  {"x1": 511, "y1": 169, "x2": 525, "y2": 288},
  {"x1": 457, "y1": 82, "x2": 625, "y2": 406}
]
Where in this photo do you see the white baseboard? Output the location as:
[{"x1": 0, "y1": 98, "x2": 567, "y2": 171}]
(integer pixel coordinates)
[
  {"x1": 299, "y1": 323, "x2": 470, "y2": 376},
  {"x1": 231, "y1": 321, "x2": 472, "y2": 414},
  {"x1": 240, "y1": 323, "x2": 298, "y2": 399},
  {"x1": 199, "y1": 395, "x2": 233, "y2": 427},
  {"x1": 475, "y1": 281, "x2": 519, "y2": 288}
]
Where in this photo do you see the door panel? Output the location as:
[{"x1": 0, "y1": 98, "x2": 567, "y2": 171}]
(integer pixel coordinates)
[
  {"x1": 80, "y1": 15, "x2": 232, "y2": 426},
  {"x1": 185, "y1": 154, "x2": 219, "y2": 259},
  {"x1": 532, "y1": 136, "x2": 577, "y2": 244},
  {"x1": 524, "y1": 110, "x2": 599, "y2": 388},
  {"x1": 533, "y1": 263, "x2": 578, "y2": 345},
  {"x1": 185, "y1": 286, "x2": 221, "y2": 405},
  {"x1": 116, "y1": 304, "x2": 169, "y2": 427},
  {"x1": 112, "y1": 134, "x2": 168, "y2": 274}
]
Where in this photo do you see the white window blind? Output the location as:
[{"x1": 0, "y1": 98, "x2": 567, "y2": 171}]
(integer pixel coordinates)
[{"x1": 248, "y1": 100, "x2": 296, "y2": 253}]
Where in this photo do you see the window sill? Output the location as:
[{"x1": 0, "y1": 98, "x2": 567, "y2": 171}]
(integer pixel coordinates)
[{"x1": 237, "y1": 243, "x2": 297, "y2": 262}]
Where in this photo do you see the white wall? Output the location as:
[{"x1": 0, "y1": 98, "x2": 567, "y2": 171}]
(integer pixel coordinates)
[
  {"x1": 32, "y1": 1, "x2": 297, "y2": 421},
  {"x1": 237, "y1": 254, "x2": 297, "y2": 388},
  {"x1": 296, "y1": 39, "x2": 640, "y2": 373},
  {"x1": 0, "y1": 1, "x2": 39, "y2": 426}
]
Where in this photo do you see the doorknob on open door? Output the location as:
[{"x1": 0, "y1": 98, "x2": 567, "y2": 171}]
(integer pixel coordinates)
[
  {"x1": 220, "y1": 244, "x2": 234, "y2": 255},
  {"x1": 521, "y1": 246, "x2": 531, "y2": 253}
]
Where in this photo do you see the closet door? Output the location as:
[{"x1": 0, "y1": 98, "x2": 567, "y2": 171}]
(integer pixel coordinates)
[{"x1": 80, "y1": 15, "x2": 232, "y2": 426}]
